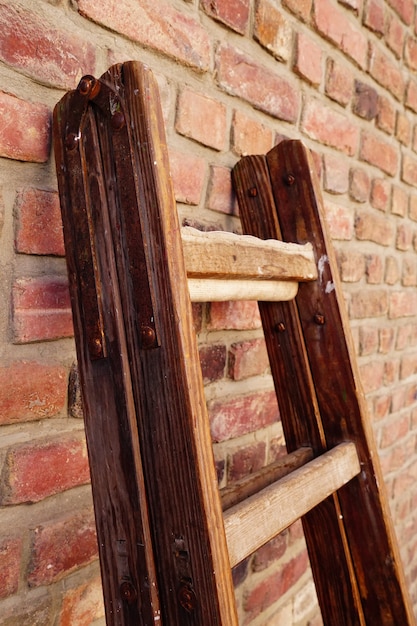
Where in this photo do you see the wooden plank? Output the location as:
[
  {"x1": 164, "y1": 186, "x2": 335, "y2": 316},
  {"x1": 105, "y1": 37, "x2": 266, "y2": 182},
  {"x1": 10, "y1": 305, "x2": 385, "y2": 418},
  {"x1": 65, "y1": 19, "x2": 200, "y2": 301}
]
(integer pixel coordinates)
[
  {"x1": 225, "y1": 442, "x2": 360, "y2": 568},
  {"x1": 54, "y1": 62, "x2": 238, "y2": 626},
  {"x1": 220, "y1": 446, "x2": 313, "y2": 511},
  {"x1": 188, "y1": 278, "x2": 298, "y2": 302},
  {"x1": 182, "y1": 226, "x2": 317, "y2": 281},
  {"x1": 233, "y1": 141, "x2": 416, "y2": 626}
]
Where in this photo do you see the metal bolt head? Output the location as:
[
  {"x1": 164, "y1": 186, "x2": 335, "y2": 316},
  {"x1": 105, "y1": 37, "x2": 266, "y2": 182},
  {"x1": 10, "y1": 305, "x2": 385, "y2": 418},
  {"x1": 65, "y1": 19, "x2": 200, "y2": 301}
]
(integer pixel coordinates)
[
  {"x1": 275, "y1": 321, "x2": 286, "y2": 333},
  {"x1": 77, "y1": 75, "x2": 100, "y2": 99},
  {"x1": 65, "y1": 132, "x2": 79, "y2": 151},
  {"x1": 111, "y1": 110, "x2": 126, "y2": 131},
  {"x1": 120, "y1": 581, "x2": 137, "y2": 605},
  {"x1": 248, "y1": 187, "x2": 258, "y2": 197},
  {"x1": 178, "y1": 584, "x2": 197, "y2": 613},
  {"x1": 283, "y1": 173, "x2": 295, "y2": 186},
  {"x1": 314, "y1": 313, "x2": 325, "y2": 325},
  {"x1": 140, "y1": 325, "x2": 156, "y2": 349}
]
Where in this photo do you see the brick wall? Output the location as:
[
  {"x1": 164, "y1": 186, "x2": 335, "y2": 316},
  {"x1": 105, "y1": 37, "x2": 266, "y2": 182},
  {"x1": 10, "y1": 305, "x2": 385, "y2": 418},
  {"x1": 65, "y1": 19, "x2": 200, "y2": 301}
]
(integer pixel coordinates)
[{"x1": 0, "y1": 0, "x2": 417, "y2": 624}]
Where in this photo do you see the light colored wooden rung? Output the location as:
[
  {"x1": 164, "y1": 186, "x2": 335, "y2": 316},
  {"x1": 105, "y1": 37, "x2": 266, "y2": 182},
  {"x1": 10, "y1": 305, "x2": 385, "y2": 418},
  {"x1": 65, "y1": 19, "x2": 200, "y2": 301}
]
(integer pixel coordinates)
[
  {"x1": 188, "y1": 278, "x2": 299, "y2": 302},
  {"x1": 224, "y1": 441, "x2": 360, "y2": 568}
]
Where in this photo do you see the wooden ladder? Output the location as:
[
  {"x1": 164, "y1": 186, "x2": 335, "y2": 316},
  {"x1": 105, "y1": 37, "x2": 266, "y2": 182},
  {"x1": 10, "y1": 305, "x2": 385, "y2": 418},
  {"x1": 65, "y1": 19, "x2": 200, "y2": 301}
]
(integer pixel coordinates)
[{"x1": 53, "y1": 61, "x2": 415, "y2": 626}]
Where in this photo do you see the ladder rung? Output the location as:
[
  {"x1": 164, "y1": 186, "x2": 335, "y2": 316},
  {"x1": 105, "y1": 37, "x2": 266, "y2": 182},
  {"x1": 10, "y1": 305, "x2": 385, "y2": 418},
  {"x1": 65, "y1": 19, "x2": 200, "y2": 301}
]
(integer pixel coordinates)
[
  {"x1": 188, "y1": 278, "x2": 299, "y2": 302},
  {"x1": 224, "y1": 441, "x2": 360, "y2": 568}
]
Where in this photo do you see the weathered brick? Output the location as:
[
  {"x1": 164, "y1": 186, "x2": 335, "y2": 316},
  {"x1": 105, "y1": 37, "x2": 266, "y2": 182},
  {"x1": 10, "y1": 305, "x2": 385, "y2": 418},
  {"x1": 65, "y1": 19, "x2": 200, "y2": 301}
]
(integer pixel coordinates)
[
  {"x1": 0, "y1": 92, "x2": 50, "y2": 163},
  {"x1": 338, "y1": 250, "x2": 365, "y2": 282},
  {"x1": 302, "y1": 98, "x2": 359, "y2": 155},
  {"x1": 353, "y1": 81, "x2": 378, "y2": 120},
  {"x1": 349, "y1": 168, "x2": 370, "y2": 202},
  {"x1": 231, "y1": 110, "x2": 273, "y2": 156},
  {"x1": 1, "y1": 435, "x2": 90, "y2": 504},
  {"x1": 206, "y1": 166, "x2": 238, "y2": 215},
  {"x1": 363, "y1": 0, "x2": 385, "y2": 35},
  {"x1": 360, "y1": 130, "x2": 399, "y2": 176},
  {"x1": 0, "y1": 537, "x2": 22, "y2": 599},
  {"x1": 28, "y1": 510, "x2": 97, "y2": 587},
  {"x1": 402, "y1": 153, "x2": 417, "y2": 187},
  {"x1": 386, "y1": 12, "x2": 406, "y2": 59},
  {"x1": 324, "y1": 201, "x2": 354, "y2": 239},
  {"x1": 294, "y1": 31, "x2": 323, "y2": 86},
  {"x1": 227, "y1": 441, "x2": 266, "y2": 481},
  {"x1": 358, "y1": 325, "x2": 379, "y2": 355},
  {"x1": 14, "y1": 188, "x2": 64, "y2": 256},
  {"x1": 228, "y1": 338, "x2": 269, "y2": 380},
  {"x1": 360, "y1": 360, "x2": 385, "y2": 392},
  {"x1": 355, "y1": 209, "x2": 394, "y2": 245},
  {"x1": 216, "y1": 43, "x2": 299, "y2": 122},
  {"x1": 368, "y1": 42, "x2": 406, "y2": 101},
  {"x1": 325, "y1": 58, "x2": 354, "y2": 106},
  {"x1": 244, "y1": 550, "x2": 309, "y2": 620},
  {"x1": 402, "y1": 257, "x2": 417, "y2": 286},
  {"x1": 396, "y1": 223, "x2": 413, "y2": 250},
  {"x1": 313, "y1": 0, "x2": 368, "y2": 68},
  {"x1": 78, "y1": 0, "x2": 210, "y2": 71},
  {"x1": 373, "y1": 393, "x2": 391, "y2": 421},
  {"x1": 386, "y1": 0, "x2": 414, "y2": 25},
  {"x1": 410, "y1": 195, "x2": 417, "y2": 221},
  {"x1": 391, "y1": 184, "x2": 408, "y2": 216},
  {"x1": 405, "y1": 78, "x2": 417, "y2": 113},
  {"x1": 12, "y1": 276, "x2": 73, "y2": 343},
  {"x1": 323, "y1": 152, "x2": 349, "y2": 194},
  {"x1": 405, "y1": 36, "x2": 417, "y2": 70},
  {"x1": 168, "y1": 148, "x2": 206, "y2": 205},
  {"x1": 385, "y1": 255, "x2": 400, "y2": 284},
  {"x1": 371, "y1": 177, "x2": 391, "y2": 211},
  {"x1": 0, "y1": 596, "x2": 54, "y2": 625},
  {"x1": 0, "y1": 4, "x2": 95, "y2": 89},
  {"x1": 389, "y1": 291, "x2": 417, "y2": 318},
  {"x1": 282, "y1": 0, "x2": 312, "y2": 21},
  {"x1": 339, "y1": 0, "x2": 363, "y2": 13},
  {"x1": 379, "y1": 327, "x2": 395, "y2": 353},
  {"x1": 366, "y1": 253, "x2": 384, "y2": 283},
  {"x1": 199, "y1": 343, "x2": 226, "y2": 384},
  {"x1": 59, "y1": 576, "x2": 104, "y2": 626},
  {"x1": 176, "y1": 88, "x2": 227, "y2": 151},
  {"x1": 0, "y1": 361, "x2": 67, "y2": 425},
  {"x1": 208, "y1": 300, "x2": 261, "y2": 330},
  {"x1": 396, "y1": 112, "x2": 412, "y2": 146},
  {"x1": 377, "y1": 94, "x2": 396, "y2": 134},
  {"x1": 254, "y1": 0, "x2": 292, "y2": 61},
  {"x1": 209, "y1": 390, "x2": 279, "y2": 442},
  {"x1": 252, "y1": 532, "x2": 288, "y2": 572},
  {"x1": 349, "y1": 288, "x2": 388, "y2": 318},
  {"x1": 201, "y1": 0, "x2": 249, "y2": 34}
]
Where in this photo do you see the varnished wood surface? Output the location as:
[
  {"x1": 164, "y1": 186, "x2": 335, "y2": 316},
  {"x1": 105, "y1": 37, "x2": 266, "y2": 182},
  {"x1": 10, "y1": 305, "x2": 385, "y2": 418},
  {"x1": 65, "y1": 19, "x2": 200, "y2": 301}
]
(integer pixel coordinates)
[{"x1": 233, "y1": 141, "x2": 416, "y2": 626}]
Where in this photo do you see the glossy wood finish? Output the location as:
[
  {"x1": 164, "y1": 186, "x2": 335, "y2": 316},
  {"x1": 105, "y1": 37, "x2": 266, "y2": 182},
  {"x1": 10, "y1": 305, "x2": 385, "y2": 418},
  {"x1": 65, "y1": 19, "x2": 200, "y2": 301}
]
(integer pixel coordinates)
[
  {"x1": 54, "y1": 62, "x2": 238, "y2": 626},
  {"x1": 233, "y1": 141, "x2": 415, "y2": 626}
]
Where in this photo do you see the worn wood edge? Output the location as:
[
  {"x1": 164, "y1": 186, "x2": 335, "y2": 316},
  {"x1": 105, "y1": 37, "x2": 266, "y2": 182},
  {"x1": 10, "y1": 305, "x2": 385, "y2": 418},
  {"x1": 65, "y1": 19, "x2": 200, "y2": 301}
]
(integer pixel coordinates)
[
  {"x1": 188, "y1": 278, "x2": 298, "y2": 302},
  {"x1": 182, "y1": 226, "x2": 317, "y2": 281},
  {"x1": 220, "y1": 447, "x2": 313, "y2": 511},
  {"x1": 224, "y1": 442, "x2": 360, "y2": 568}
]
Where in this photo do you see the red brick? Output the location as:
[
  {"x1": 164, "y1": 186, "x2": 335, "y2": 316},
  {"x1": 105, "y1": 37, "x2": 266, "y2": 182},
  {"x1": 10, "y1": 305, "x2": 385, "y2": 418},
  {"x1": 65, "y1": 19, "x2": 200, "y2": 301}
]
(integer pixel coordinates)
[
  {"x1": 252, "y1": 532, "x2": 288, "y2": 572},
  {"x1": 340, "y1": 0, "x2": 363, "y2": 12},
  {"x1": 349, "y1": 168, "x2": 370, "y2": 202},
  {"x1": 0, "y1": 91, "x2": 50, "y2": 163},
  {"x1": 355, "y1": 209, "x2": 394, "y2": 245},
  {"x1": 353, "y1": 81, "x2": 378, "y2": 120},
  {"x1": 373, "y1": 393, "x2": 391, "y2": 421},
  {"x1": 359, "y1": 130, "x2": 399, "y2": 176},
  {"x1": 391, "y1": 184, "x2": 407, "y2": 217},
  {"x1": 209, "y1": 390, "x2": 279, "y2": 442},
  {"x1": 227, "y1": 441, "x2": 267, "y2": 481},
  {"x1": 168, "y1": 148, "x2": 206, "y2": 205},
  {"x1": 14, "y1": 188, "x2": 64, "y2": 256},
  {"x1": 324, "y1": 201, "x2": 354, "y2": 239},
  {"x1": 368, "y1": 42, "x2": 406, "y2": 101},
  {"x1": 396, "y1": 223, "x2": 413, "y2": 250},
  {"x1": 359, "y1": 360, "x2": 384, "y2": 392},
  {"x1": 228, "y1": 338, "x2": 269, "y2": 380},
  {"x1": 379, "y1": 327, "x2": 395, "y2": 353},
  {"x1": 244, "y1": 551, "x2": 309, "y2": 620},
  {"x1": 0, "y1": 361, "x2": 67, "y2": 425},
  {"x1": 199, "y1": 343, "x2": 226, "y2": 384},
  {"x1": 282, "y1": 0, "x2": 312, "y2": 21},
  {"x1": 401, "y1": 353, "x2": 417, "y2": 380},
  {"x1": 1, "y1": 435, "x2": 90, "y2": 504},
  {"x1": 59, "y1": 576, "x2": 104, "y2": 626},
  {"x1": 402, "y1": 257, "x2": 417, "y2": 286},
  {"x1": 302, "y1": 99, "x2": 359, "y2": 155},
  {"x1": 208, "y1": 300, "x2": 261, "y2": 330},
  {"x1": 216, "y1": 44, "x2": 299, "y2": 123},
  {"x1": 12, "y1": 276, "x2": 73, "y2": 343},
  {"x1": 206, "y1": 166, "x2": 238, "y2": 216},
  {"x1": 396, "y1": 112, "x2": 412, "y2": 146},
  {"x1": 366, "y1": 253, "x2": 384, "y2": 283},
  {"x1": 231, "y1": 110, "x2": 273, "y2": 156},
  {"x1": 325, "y1": 58, "x2": 354, "y2": 106},
  {"x1": 410, "y1": 195, "x2": 417, "y2": 220},
  {"x1": 176, "y1": 88, "x2": 227, "y2": 151},
  {"x1": 28, "y1": 510, "x2": 98, "y2": 587},
  {"x1": 201, "y1": 0, "x2": 249, "y2": 34},
  {"x1": 294, "y1": 31, "x2": 323, "y2": 86},
  {"x1": 405, "y1": 78, "x2": 417, "y2": 113},
  {"x1": 377, "y1": 94, "x2": 396, "y2": 134},
  {"x1": 254, "y1": 0, "x2": 292, "y2": 61},
  {"x1": 402, "y1": 154, "x2": 417, "y2": 187},
  {"x1": 78, "y1": 0, "x2": 210, "y2": 71},
  {"x1": 349, "y1": 288, "x2": 388, "y2": 318},
  {"x1": 405, "y1": 36, "x2": 417, "y2": 70},
  {"x1": 323, "y1": 152, "x2": 349, "y2": 194},
  {"x1": 0, "y1": 4, "x2": 95, "y2": 89},
  {"x1": 338, "y1": 250, "x2": 365, "y2": 282},
  {"x1": 386, "y1": 12, "x2": 406, "y2": 58},
  {"x1": 389, "y1": 291, "x2": 417, "y2": 318},
  {"x1": 363, "y1": 0, "x2": 385, "y2": 35},
  {"x1": 385, "y1": 255, "x2": 400, "y2": 284},
  {"x1": 371, "y1": 178, "x2": 390, "y2": 211},
  {"x1": 313, "y1": 0, "x2": 368, "y2": 68},
  {"x1": 358, "y1": 326, "x2": 379, "y2": 355},
  {"x1": 386, "y1": 0, "x2": 414, "y2": 25},
  {"x1": 0, "y1": 537, "x2": 22, "y2": 599}
]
